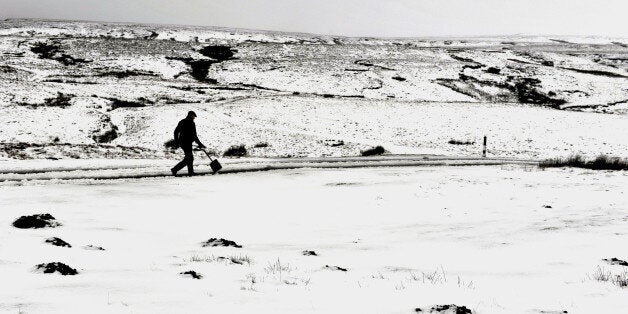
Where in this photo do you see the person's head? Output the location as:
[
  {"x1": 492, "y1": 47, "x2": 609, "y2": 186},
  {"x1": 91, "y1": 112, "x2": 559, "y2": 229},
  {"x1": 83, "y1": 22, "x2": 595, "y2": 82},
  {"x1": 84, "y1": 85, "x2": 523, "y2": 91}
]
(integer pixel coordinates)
[{"x1": 187, "y1": 111, "x2": 197, "y2": 120}]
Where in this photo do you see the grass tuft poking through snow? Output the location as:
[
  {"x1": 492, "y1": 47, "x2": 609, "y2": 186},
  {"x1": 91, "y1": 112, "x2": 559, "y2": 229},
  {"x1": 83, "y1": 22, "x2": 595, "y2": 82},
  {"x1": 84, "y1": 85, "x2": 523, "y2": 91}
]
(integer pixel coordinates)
[
  {"x1": 223, "y1": 145, "x2": 248, "y2": 157},
  {"x1": 589, "y1": 265, "x2": 628, "y2": 288},
  {"x1": 540, "y1": 155, "x2": 628, "y2": 170}
]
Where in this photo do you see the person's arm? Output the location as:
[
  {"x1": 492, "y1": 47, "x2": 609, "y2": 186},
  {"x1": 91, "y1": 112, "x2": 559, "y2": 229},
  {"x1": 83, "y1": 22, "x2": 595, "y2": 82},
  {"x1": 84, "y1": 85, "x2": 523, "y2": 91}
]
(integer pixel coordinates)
[{"x1": 192, "y1": 123, "x2": 205, "y2": 148}]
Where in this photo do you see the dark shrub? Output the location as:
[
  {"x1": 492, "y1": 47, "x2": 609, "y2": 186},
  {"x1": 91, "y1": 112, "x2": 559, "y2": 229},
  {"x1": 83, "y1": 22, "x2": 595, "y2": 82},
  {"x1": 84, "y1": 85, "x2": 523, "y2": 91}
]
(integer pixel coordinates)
[
  {"x1": 361, "y1": 145, "x2": 386, "y2": 156},
  {"x1": 164, "y1": 139, "x2": 178, "y2": 149},
  {"x1": 448, "y1": 139, "x2": 475, "y2": 145},
  {"x1": 254, "y1": 142, "x2": 269, "y2": 148},
  {"x1": 223, "y1": 145, "x2": 247, "y2": 157},
  {"x1": 540, "y1": 154, "x2": 628, "y2": 170}
]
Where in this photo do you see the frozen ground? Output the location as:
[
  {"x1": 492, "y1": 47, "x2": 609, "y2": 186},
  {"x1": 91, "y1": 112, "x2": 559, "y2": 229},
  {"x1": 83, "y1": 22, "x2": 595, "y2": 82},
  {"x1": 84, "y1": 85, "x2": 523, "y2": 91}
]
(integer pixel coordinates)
[
  {"x1": 0, "y1": 166, "x2": 627, "y2": 313},
  {"x1": 0, "y1": 19, "x2": 627, "y2": 160}
]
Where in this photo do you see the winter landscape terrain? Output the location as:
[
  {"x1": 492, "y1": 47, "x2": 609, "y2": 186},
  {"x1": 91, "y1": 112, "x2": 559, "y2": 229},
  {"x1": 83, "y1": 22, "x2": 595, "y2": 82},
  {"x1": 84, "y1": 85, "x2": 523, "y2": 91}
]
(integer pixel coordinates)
[{"x1": 0, "y1": 19, "x2": 627, "y2": 313}]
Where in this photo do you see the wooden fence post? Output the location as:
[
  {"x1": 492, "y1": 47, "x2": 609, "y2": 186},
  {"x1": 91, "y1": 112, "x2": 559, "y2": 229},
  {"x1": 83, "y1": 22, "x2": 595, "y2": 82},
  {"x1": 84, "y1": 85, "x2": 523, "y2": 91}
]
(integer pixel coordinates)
[{"x1": 483, "y1": 136, "x2": 487, "y2": 157}]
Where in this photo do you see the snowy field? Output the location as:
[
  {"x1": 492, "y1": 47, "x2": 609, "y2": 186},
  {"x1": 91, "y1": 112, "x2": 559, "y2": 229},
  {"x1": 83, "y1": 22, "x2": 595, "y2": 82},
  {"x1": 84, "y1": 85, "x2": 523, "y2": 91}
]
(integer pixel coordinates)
[
  {"x1": 0, "y1": 20, "x2": 627, "y2": 160},
  {"x1": 1, "y1": 166, "x2": 627, "y2": 313},
  {"x1": 1, "y1": 19, "x2": 627, "y2": 314}
]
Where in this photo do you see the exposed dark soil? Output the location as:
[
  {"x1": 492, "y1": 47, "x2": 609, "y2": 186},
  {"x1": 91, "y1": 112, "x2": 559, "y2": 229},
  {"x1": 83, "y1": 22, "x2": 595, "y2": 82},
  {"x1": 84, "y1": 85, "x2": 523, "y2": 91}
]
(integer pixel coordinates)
[
  {"x1": 201, "y1": 238, "x2": 242, "y2": 248},
  {"x1": 180, "y1": 270, "x2": 203, "y2": 279},
  {"x1": 92, "y1": 115, "x2": 119, "y2": 144},
  {"x1": 302, "y1": 250, "x2": 318, "y2": 256},
  {"x1": 108, "y1": 97, "x2": 152, "y2": 110},
  {"x1": 45, "y1": 237, "x2": 71, "y2": 248},
  {"x1": 35, "y1": 262, "x2": 78, "y2": 275},
  {"x1": 13, "y1": 214, "x2": 60, "y2": 229}
]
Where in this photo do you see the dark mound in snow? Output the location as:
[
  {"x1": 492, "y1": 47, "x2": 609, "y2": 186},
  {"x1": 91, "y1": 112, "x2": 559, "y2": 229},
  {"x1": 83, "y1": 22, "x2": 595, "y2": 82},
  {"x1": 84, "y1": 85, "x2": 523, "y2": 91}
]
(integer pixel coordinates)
[
  {"x1": 324, "y1": 265, "x2": 347, "y2": 272},
  {"x1": 13, "y1": 214, "x2": 60, "y2": 229},
  {"x1": 361, "y1": 145, "x2": 386, "y2": 156},
  {"x1": 415, "y1": 304, "x2": 472, "y2": 313},
  {"x1": 223, "y1": 144, "x2": 247, "y2": 157},
  {"x1": 84, "y1": 245, "x2": 106, "y2": 251},
  {"x1": 201, "y1": 238, "x2": 242, "y2": 248},
  {"x1": 302, "y1": 250, "x2": 318, "y2": 256},
  {"x1": 603, "y1": 258, "x2": 628, "y2": 266},
  {"x1": 45, "y1": 237, "x2": 71, "y2": 248},
  {"x1": 35, "y1": 262, "x2": 78, "y2": 275},
  {"x1": 180, "y1": 270, "x2": 203, "y2": 279}
]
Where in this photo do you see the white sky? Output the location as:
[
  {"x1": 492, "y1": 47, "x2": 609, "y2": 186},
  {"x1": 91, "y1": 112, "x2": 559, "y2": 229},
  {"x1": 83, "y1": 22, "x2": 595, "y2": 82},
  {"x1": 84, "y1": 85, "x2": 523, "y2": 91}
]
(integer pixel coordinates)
[{"x1": 1, "y1": 0, "x2": 627, "y2": 37}]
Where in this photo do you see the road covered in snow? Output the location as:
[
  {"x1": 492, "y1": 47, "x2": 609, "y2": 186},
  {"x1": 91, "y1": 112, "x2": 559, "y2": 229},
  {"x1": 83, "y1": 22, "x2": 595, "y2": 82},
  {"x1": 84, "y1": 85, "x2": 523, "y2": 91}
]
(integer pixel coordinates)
[{"x1": 1, "y1": 165, "x2": 626, "y2": 313}]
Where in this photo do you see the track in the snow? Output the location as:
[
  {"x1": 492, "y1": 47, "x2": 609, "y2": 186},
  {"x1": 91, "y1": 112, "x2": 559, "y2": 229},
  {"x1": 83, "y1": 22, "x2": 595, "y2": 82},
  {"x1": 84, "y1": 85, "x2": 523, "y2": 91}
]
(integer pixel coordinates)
[{"x1": 0, "y1": 155, "x2": 539, "y2": 184}]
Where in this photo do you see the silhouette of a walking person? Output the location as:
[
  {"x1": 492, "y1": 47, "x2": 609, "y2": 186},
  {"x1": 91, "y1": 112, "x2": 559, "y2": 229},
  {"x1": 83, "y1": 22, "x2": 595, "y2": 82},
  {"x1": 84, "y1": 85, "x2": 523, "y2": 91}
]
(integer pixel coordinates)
[{"x1": 171, "y1": 111, "x2": 205, "y2": 176}]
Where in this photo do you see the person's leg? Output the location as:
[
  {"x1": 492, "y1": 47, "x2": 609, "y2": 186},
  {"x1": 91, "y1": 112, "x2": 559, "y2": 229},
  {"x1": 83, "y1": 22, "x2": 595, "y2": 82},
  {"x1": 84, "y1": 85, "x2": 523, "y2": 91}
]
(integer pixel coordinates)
[
  {"x1": 171, "y1": 144, "x2": 192, "y2": 175},
  {"x1": 184, "y1": 148, "x2": 194, "y2": 175}
]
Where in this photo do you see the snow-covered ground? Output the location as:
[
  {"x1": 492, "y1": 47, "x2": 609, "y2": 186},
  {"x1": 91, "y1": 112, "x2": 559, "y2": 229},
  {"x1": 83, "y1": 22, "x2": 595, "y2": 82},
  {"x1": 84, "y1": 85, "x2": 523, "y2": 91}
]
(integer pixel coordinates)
[
  {"x1": 1, "y1": 166, "x2": 627, "y2": 313},
  {"x1": 1, "y1": 19, "x2": 627, "y2": 160}
]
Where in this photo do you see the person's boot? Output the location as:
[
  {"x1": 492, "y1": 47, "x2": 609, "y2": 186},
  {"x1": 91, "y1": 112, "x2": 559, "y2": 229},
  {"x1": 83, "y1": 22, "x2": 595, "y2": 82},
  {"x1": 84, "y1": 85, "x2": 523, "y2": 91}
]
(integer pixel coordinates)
[{"x1": 170, "y1": 168, "x2": 177, "y2": 177}]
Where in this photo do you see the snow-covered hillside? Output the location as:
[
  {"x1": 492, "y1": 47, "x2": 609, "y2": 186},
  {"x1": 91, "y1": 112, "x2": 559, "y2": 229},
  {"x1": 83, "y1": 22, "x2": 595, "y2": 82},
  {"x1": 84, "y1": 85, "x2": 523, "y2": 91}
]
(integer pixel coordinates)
[{"x1": 0, "y1": 19, "x2": 627, "y2": 159}]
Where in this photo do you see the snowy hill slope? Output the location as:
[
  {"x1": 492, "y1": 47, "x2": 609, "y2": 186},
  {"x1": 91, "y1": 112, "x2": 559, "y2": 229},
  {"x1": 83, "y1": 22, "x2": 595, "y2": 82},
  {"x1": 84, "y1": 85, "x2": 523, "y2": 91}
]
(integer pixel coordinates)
[{"x1": 0, "y1": 19, "x2": 627, "y2": 159}]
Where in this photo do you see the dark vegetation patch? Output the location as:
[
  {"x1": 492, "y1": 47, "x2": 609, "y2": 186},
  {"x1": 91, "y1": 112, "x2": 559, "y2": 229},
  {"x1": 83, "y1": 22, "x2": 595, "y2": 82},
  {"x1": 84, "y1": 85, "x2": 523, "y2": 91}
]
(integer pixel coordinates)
[
  {"x1": 19, "y1": 92, "x2": 74, "y2": 108},
  {"x1": 223, "y1": 144, "x2": 247, "y2": 157},
  {"x1": 361, "y1": 145, "x2": 386, "y2": 156},
  {"x1": 550, "y1": 39, "x2": 574, "y2": 44},
  {"x1": 166, "y1": 57, "x2": 216, "y2": 82},
  {"x1": 485, "y1": 67, "x2": 501, "y2": 74},
  {"x1": 302, "y1": 250, "x2": 318, "y2": 256},
  {"x1": 107, "y1": 97, "x2": 152, "y2": 110},
  {"x1": 324, "y1": 139, "x2": 344, "y2": 147},
  {"x1": 35, "y1": 262, "x2": 78, "y2": 275},
  {"x1": 95, "y1": 70, "x2": 157, "y2": 79},
  {"x1": 392, "y1": 75, "x2": 407, "y2": 81},
  {"x1": 84, "y1": 245, "x2": 106, "y2": 251},
  {"x1": 30, "y1": 41, "x2": 91, "y2": 66},
  {"x1": 164, "y1": 139, "x2": 178, "y2": 150},
  {"x1": 201, "y1": 238, "x2": 242, "y2": 248},
  {"x1": 254, "y1": 142, "x2": 269, "y2": 148},
  {"x1": 561, "y1": 67, "x2": 627, "y2": 78},
  {"x1": 611, "y1": 41, "x2": 628, "y2": 48},
  {"x1": 324, "y1": 265, "x2": 347, "y2": 272},
  {"x1": 540, "y1": 155, "x2": 628, "y2": 171},
  {"x1": 92, "y1": 115, "x2": 118, "y2": 144},
  {"x1": 448, "y1": 139, "x2": 475, "y2": 145},
  {"x1": 603, "y1": 258, "x2": 628, "y2": 266},
  {"x1": 45, "y1": 237, "x2": 71, "y2": 248},
  {"x1": 415, "y1": 304, "x2": 472, "y2": 313},
  {"x1": 438, "y1": 74, "x2": 566, "y2": 107},
  {"x1": 197, "y1": 45, "x2": 237, "y2": 61},
  {"x1": 0, "y1": 142, "x2": 160, "y2": 160},
  {"x1": 145, "y1": 31, "x2": 159, "y2": 40},
  {"x1": 180, "y1": 270, "x2": 203, "y2": 279},
  {"x1": 166, "y1": 46, "x2": 236, "y2": 83},
  {"x1": 354, "y1": 60, "x2": 395, "y2": 71},
  {"x1": 13, "y1": 214, "x2": 60, "y2": 229}
]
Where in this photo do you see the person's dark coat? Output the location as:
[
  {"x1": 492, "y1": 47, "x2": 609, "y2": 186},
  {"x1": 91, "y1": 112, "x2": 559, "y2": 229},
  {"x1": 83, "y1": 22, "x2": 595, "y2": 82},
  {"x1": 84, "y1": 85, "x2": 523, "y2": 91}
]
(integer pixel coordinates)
[{"x1": 174, "y1": 118, "x2": 204, "y2": 148}]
